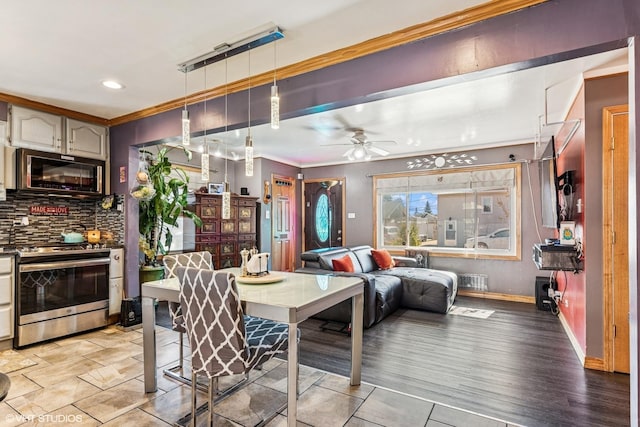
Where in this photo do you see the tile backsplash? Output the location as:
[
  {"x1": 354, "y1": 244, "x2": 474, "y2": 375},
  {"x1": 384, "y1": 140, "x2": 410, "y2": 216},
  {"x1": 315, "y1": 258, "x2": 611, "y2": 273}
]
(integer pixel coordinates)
[{"x1": 0, "y1": 192, "x2": 125, "y2": 247}]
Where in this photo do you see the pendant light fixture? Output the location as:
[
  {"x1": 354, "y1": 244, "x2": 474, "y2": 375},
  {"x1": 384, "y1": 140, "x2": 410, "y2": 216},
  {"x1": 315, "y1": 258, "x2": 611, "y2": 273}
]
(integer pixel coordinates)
[
  {"x1": 270, "y1": 40, "x2": 280, "y2": 130},
  {"x1": 245, "y1": 48, "x2": 254, "y2": 177},
  {"x1": 222, "y1": 58, "x2": 231, "y2": 219},
  {"x1": 201, "y1": 61, "x2": 210, "y2": 182},
  {"x1": 181, "y1": 72, "x2": 190, "y2": 146}
]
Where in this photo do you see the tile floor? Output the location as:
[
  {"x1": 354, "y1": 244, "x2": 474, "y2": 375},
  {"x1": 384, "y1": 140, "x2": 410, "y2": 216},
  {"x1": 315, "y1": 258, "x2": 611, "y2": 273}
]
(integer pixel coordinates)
[{"x1": 0, "y1": 325, "x2": 519, "y2": 426}]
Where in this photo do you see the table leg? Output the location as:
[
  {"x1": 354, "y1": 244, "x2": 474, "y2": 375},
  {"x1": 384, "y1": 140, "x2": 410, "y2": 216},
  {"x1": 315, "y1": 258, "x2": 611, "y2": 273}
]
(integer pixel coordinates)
[
  {"x1": 350, "y1": 292, "x2": 363, "y2": 386},
  {"x1": 142, "y1": 296, "x2": 157, "y2": 393},
  {"x1": 287, "y1": 323, "x2": 298, "y2": 427}
]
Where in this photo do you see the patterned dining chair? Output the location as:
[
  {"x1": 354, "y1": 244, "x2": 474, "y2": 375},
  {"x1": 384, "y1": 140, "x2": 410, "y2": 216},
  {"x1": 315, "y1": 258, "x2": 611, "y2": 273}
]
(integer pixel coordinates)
[
  {"x1": 176, "y1": 266, "x2": 292, "y2": 427},
  {"x1": 163, "y1": 251, "x2": 214, "y2": 385}
]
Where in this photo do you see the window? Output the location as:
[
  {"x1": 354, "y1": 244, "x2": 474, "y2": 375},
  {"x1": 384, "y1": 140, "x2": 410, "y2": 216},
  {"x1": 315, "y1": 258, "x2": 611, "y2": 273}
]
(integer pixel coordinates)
[
  {"x1": 374, "y1": 164, "x2": 521, "y2": 259},
  {"x1": 315, "y1": 193, "x2": 330, "y2": 242}
]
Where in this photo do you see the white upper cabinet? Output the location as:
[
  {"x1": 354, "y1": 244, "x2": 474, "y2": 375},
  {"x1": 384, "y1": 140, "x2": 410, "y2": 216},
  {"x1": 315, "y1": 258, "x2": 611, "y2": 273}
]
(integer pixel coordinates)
[
  {"x1": 9, "y1": 105, "x2": 63, "y2": 152},
  {"x1": 9, "y1": 106, "x2": 108, "y2": 160},
  {"x1": 66, "y1": 118, "x2": 108, "y2": 160}
]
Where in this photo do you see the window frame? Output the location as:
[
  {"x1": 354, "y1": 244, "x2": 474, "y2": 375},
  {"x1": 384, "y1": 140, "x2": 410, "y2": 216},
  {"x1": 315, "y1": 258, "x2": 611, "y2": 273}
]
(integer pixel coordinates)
[{"x1": 372, "y1": 163, "x2": 521, "y2": 261}]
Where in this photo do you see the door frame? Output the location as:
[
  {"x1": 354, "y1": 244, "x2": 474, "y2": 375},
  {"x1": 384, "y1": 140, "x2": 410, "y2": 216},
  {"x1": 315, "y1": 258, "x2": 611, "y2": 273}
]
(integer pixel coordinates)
[
  {"x1": 602, "y1": 104, "x2": 629, "y2": 372},
  {"x1": 270, "y1": 173, "x2": 297, "y2": 272},
  {"x1": 301, "y1": 177, "x2": 346, "y2": 252}
]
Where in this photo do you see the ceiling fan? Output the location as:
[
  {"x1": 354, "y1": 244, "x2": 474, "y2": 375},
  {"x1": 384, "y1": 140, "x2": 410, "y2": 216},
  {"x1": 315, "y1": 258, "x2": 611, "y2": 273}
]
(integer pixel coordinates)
[{"x1": 323, "y1": 129, "x2": 397, "y2": 161}]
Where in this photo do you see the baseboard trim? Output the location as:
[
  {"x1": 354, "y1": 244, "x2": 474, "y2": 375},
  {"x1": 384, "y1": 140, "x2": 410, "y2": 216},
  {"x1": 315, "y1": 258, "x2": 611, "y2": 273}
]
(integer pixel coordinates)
[
  {"x1": 458, "y1": 289, "x2": 535, "y2": 304},
  {"x1": 584, "y1": 356, "x2": 606, "y2": 371},
  {"x1": 558, "y1": 312, "x2": 586, "y2": 366}
]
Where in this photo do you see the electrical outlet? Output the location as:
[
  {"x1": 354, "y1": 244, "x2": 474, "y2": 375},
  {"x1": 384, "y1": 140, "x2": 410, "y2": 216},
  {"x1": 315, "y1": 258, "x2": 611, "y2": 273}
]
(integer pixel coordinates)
[{"x1": 564, "y1": 299, "x2": 569, "y2": 307}]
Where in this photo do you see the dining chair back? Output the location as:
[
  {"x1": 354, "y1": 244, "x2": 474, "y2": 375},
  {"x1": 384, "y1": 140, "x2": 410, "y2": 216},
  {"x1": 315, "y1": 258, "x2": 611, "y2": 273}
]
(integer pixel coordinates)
[
  {"x1": 162, "y1": 251, "x2": 214, "y2": 384},
  {"x1": 176, "y1": 266, "x2": 290, "y2": 426}
]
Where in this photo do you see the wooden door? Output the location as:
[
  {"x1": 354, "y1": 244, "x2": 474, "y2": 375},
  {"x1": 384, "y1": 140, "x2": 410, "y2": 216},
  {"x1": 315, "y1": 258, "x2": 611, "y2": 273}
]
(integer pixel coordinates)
[
  {"x1": 603, "y1": 105, "x2": 629, "y2": 373},
  {"x1": 303, "y1": 178, "x2": 344, "y2": 251},
  {"x1": 271, "y1": 175, "x2": 296, "y2": 272}
]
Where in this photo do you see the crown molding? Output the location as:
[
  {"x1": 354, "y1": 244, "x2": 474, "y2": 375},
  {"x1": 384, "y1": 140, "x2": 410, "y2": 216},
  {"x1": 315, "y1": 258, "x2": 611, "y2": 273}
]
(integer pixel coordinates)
[{"x1": 108, "y1": 0, "x2": 548, "y2": 127}]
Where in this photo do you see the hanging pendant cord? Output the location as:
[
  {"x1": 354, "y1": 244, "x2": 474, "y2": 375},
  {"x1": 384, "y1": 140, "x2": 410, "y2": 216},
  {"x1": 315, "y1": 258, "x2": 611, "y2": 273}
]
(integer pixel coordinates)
[
  {"x1": 224, "y1": 57, "x2": 228, "y2": 182},
  {"x1": 184, "y1": 73, "x2": 188, "y2": 110},
  {"x1": 248, "y1": 48, "x2": 251, "y2": 137}
]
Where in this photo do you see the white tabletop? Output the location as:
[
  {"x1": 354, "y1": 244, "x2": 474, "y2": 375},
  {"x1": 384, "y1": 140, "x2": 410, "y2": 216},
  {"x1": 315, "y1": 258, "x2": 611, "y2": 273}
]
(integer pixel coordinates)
[{"x1": 141, "y1": 268, "x2": 363, "y2": 323}]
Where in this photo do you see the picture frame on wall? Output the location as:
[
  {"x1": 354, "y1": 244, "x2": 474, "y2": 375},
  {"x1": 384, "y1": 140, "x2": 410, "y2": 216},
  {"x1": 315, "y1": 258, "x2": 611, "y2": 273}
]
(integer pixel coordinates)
[{"x1": 208, "y1": 183, "x2": 224, "y2": 194}]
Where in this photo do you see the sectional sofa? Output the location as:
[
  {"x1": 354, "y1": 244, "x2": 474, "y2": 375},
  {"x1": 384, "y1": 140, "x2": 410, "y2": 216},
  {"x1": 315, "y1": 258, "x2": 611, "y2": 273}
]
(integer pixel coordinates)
[{"x1": 297, "y1": 245, "x2": 458, "y2": 328}]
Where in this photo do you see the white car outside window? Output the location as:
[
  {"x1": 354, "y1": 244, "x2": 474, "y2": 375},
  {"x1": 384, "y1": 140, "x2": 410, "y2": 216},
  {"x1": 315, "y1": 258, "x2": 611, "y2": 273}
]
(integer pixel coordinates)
[{"x1": 464, "y1": 228, "x2": 510, "y2": 249}]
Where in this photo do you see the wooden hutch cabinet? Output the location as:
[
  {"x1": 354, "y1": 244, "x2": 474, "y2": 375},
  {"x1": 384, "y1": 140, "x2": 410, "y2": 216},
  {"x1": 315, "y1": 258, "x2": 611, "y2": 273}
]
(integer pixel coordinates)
[{"x1": 194, "y1": 193, "x2": 257, "y2": 268}]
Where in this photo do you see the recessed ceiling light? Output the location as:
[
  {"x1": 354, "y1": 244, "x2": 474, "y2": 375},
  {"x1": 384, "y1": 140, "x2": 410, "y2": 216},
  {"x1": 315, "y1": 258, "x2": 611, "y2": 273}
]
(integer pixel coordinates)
[{"x1": 101, "y1": 80, "x2": 124, "y2": 90}]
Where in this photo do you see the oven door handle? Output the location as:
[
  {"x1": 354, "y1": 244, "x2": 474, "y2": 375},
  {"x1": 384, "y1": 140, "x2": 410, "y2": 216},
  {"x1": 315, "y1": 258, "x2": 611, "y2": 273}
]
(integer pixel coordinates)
[{"x1": 19, "y1": 257, "x2": 111, "y2": 272}]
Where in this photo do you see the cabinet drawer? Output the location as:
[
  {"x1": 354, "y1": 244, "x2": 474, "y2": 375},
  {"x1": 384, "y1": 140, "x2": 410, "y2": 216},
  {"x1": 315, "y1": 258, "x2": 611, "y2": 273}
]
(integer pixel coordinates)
[
  {"x1": 0, "y1": 257, "x2": 12, "y2": 274},
  {"x1": 237, "y1": 198, "x2": 255, "y2": 207},
  {"x1": 200, "y1": 196, "x2": 221, "y2": 207},
  {"x1": 0, "y1": 275, "x2": 11, "y2": 305},
  {"x1": 238, "y1": 233, "x2": 256, "y2": 241},
  {"x1": 196, "y1": 234, "x2": 220, "y2": 243}
]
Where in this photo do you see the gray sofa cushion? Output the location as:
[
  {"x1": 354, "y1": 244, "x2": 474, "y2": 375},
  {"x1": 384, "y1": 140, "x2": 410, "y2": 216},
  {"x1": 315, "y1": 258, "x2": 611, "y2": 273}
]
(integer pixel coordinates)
[
  {"x1": 350, "y1": 245, "x2": 378, "y2": 273},
  {"x1": 372, "y1": 274, "x2": 403, "y2": 322},
  {"x1": 375, "y1": 267, "x2": 457, "y2": 314}
]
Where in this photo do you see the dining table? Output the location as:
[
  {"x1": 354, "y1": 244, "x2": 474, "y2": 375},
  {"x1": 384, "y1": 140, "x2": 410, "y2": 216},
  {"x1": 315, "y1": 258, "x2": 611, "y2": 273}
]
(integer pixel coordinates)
[{"x1": 141, "y1": 268, "x2": 364, "y2": 426}]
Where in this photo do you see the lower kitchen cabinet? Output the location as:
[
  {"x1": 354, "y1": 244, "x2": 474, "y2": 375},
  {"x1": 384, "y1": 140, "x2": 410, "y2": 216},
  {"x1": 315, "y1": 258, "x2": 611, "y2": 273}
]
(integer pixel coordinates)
[
  {"x1": 0, "y1": 255, "x2": 14, "y2": 347},
  {"x1": 109, "y1": 248, "x2": 124, "y2": 318}
]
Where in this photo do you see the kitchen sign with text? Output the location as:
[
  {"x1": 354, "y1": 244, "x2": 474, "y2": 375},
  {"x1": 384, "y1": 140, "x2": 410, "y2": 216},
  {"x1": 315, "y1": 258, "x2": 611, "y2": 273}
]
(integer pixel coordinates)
[{"x1": 29, "y1": 206, "x2": 69, "y2": 216}]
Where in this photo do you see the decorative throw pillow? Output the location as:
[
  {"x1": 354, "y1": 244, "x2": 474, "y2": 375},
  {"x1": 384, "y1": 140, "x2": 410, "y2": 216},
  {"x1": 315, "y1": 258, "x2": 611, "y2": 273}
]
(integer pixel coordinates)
[
  {"x1": 332, "y1": 254, "x2": 355, "y2": 272},
  {"x1": 371, "y1": 249, "x2": 395, "y2": 270}
]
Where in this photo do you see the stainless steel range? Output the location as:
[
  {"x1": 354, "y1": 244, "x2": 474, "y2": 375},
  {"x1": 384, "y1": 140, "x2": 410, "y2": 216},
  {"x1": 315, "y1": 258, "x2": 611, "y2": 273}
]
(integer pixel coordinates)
[{"x1": 15, "y1": 244, "x2": 111, "y2": 347}]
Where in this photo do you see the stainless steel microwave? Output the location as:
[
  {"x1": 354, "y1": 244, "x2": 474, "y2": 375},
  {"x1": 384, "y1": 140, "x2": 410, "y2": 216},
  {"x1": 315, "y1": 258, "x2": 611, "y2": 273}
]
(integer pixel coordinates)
[{"x1": 17, "y1": 148, "x2": 105, "y2": 197}]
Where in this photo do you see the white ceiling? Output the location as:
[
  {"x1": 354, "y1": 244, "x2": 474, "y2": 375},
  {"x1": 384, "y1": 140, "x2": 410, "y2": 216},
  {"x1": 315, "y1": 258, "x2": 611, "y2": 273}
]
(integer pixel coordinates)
[{"x1": 1, "y1": 1, "x2": 629, "y2": 168}]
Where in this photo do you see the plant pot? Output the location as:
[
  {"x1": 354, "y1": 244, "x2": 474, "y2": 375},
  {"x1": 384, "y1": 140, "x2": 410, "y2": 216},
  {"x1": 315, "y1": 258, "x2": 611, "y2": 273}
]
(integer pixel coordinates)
[{"x1": 139, "y1": 265, "x2": 165, "y2": 284}]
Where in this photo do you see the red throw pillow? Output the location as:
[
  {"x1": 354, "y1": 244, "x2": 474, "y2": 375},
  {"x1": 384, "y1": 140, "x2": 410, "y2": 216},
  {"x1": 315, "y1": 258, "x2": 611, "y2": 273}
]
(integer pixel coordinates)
[
  {"x1": 371, "y1": 249, "x2": 395, "y2": 270},
  {"x1": 332, "y1": 255, "x2": 354, "y2": 272}
]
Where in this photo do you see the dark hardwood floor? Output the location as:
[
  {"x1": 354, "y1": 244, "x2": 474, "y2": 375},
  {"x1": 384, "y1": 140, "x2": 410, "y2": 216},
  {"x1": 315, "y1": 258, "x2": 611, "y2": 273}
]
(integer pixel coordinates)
[{"x1": 297, "y1": 296, "x2": 630, "y2": 427}]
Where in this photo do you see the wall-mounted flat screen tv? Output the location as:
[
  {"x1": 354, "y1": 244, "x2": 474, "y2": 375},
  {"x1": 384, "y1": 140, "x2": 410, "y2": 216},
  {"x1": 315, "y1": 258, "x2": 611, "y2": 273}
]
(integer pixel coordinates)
[{"x1": 540, "y1": 136, "x2": 560, "y2": 230}]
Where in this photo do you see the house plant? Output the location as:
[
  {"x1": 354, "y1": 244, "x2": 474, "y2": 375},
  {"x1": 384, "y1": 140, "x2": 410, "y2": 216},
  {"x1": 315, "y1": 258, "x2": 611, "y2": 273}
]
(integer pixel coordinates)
[{"x1": 132, "y1": 145, "x2": 202, "y2": 283}]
